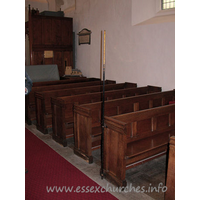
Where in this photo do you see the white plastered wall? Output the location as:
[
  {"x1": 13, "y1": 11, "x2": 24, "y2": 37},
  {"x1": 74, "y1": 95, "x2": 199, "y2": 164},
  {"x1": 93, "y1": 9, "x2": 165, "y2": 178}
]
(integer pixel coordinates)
[{"x1": 63, "y1": 0, "x2": 175, "y2": 91}]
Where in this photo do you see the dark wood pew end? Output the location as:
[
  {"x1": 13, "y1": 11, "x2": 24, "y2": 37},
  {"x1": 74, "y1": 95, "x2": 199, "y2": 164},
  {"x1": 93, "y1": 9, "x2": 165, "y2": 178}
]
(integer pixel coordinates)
[
  {"x1": 74, "y1": 147, "x2": 93, "y2": 164},
  {"x1": 26, "y1": 119, "x2": 37, "y2": 125},
  {"x1": 26, "y1": 119, "x2": 32, "y2": 125},
  {"x1": 165, "y1": 136, "x2": 175, "y2": 200},
  {"x1": 103, "y1": 104, "x2": 175, "y2": 187},
  {"x1": 52, "y1": 135, "x2": 68, "y2": 147},
  {"x1": 103, "y1": 169, "x2": 127, "y2": 188},
  {"x1": 36, "y1": 125, "x2": 52, "y2": 135}
]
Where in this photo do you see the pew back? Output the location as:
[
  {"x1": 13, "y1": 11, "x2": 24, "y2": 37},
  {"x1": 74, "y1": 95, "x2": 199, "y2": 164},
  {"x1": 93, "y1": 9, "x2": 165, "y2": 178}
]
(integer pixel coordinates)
[
  {"x1": 32, "y1": 77, "x2": 88, "y2": 87},
  {"x1": 74, "y1": 90, "x2": 174, "y2": 163},
  {"x1": 37, "y1": 82, "x2": 136, "y2": 113},
  {"x1": 75, "y1": 88, "x2": 172, "y2": 132},
  {"x1": 30, "y1": 79, "x2": 115, "y2": 106},
  {"x1": 103, "y1": 104, "x2": 175, "y2": 187},
  {"x1": 25, "y1": 79, "x2": 115, "y2": 124},
  {"x1": 106, "y1": 104, "x2": 175, "y2": 143},
  {"x1": 51, "y1": 85, "x2": 161, "y2": 145},
  {"x1": 36, "y1": 82, "x2": 137, "y2": 134}
]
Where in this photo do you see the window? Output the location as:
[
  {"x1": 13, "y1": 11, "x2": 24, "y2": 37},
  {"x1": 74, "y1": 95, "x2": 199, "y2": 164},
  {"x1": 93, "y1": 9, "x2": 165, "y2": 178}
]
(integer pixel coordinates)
[{"x1": 162, "y1": 0, "x2": 175, "y2": 10}]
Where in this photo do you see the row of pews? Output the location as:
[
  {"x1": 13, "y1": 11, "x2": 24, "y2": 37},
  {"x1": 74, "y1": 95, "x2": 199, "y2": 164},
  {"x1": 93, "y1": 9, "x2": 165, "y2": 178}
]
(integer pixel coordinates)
[{"x1": 25, "y1": 76, "x2": 175, "y2": 199}]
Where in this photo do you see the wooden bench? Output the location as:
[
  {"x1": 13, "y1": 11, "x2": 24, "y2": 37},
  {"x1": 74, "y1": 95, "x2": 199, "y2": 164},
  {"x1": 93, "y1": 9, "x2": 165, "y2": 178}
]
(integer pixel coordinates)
[
  {"x1": 32, "y1": 76, "x2": 88, "y2": 87},
  {"x1": 36, "y1": 82, "x2": 137, "y2": 134},
  {"x1": 26, "y1": 77, "x2": 100, "y2": 124},
  {"x1": 52, "y1": 85, "x2": 161, "y2": 145},
  {"x1": 74, "y1": 90, "x2": 174, "y2": 163},
  {"x1": 52, "y1": 85, "x2": 161, "y2": 146},
  {"x1": 165, "y1": 136, "x2": 175, "y2": 200},
  {"x1": 103, "y1": 104, "x2": 175, "y2": 187},
  {"x1": 25, "y1": 79, "x2": 115, "y2": 125}
]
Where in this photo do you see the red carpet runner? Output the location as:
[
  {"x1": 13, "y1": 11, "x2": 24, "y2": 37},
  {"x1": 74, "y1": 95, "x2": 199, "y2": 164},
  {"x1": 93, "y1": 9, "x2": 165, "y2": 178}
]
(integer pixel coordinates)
[{"x1": 25, "y1": 128, "x2": 118, "y2": 200}]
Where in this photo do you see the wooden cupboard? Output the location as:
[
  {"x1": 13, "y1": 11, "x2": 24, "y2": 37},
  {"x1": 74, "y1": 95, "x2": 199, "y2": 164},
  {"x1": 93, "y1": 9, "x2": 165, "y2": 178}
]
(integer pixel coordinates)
[{"x1": 25, "y1": 6, "x2": 73, "y2": 76}]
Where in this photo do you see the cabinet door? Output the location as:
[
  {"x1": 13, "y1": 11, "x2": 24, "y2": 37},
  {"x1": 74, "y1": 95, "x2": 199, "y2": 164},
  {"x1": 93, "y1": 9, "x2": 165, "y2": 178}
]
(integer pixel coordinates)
[
  {"x1": 64, "y1": 51, "x2": 73, "y2": 67},
  {"x1": 32, "y1": 18, "x2": 42, "y2": 45},
  {"x1": 32, "y1": 51, "x2": 44, "y2": 65},
  {"x1": 52, "y1": 18, "x2": 62, "y2": 46},
  {"x1": 43, "y1": 57, "x2": 54, "y2": 65},
  {"x1": 42, "y1": 18, "x2": 52, "y2": 45},
  {"x1": 62, "y1": 19, "x2": 73, "y2": 46},
  {"x1": 54, "y1": 51, "x2": 64, "y2": 76}
]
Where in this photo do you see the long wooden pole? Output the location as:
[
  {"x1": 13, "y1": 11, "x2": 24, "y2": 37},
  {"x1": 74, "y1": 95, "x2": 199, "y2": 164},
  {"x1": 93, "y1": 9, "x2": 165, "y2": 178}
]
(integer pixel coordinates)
[
  {"x1": 100, "y1": 31, "x2": 103, "y2": 80},
  {"x1": 100, "y1": 30, "x2": 106, "y2": 179}
]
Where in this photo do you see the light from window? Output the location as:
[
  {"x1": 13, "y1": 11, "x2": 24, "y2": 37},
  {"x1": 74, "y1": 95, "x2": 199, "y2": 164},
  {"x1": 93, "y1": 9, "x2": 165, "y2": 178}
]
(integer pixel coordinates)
[{"x1": 162, "y1": 0, "x2": 175, "y2": 10}]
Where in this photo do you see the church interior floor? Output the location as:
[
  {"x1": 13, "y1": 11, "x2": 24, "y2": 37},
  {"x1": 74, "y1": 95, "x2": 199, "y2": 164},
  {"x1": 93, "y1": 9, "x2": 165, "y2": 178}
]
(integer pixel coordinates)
[{"x1": 26, "y1": 123, "x2": 167, "y2": 200}]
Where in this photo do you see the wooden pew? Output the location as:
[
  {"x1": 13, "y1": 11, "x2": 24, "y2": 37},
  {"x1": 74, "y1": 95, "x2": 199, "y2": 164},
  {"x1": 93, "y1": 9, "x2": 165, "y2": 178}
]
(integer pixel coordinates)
[
  {"x1": 25, "y1": 79, "x2": 115, "y2": 125},
  {"x1": 52, "y1": 85, "x2": 161, "y2": 146},
  {"x1": 165, "y1": 136, "x2": 175, "y2": 200},
  {"x1": 60, "y1": 76, "x2": 86, "y2": 80},
  {"x1": 32, "y1": 76, "x2": 88, "y2": 87},
  {"x1": 103, "y1": 104, "x2": 175, "y2": 187},
  {"x1": 26, "y1": 77, "x2": 100, "y2": 124},
  {"x1": 36, "y1": 82, "x2": 137, "y2": 134},
  {"x1": 74, "y1": 90, "x2": 174, "y2": 163}
]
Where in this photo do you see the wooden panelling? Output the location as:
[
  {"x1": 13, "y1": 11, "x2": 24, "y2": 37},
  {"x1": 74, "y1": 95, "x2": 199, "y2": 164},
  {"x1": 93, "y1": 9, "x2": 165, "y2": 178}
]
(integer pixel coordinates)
[
  {"x1": 32, "y1": 51, "x2": 43, "y2": 65},
  {"x1": 103, "y1": 104, "x2": 175, "y2": 187},
  {"x1": 52, "y1": 18, "x2": 62, "y2": 45},
  {"x1": 54, "y1": 51, "x2": 63, "y2": 75},
  {"x1": 62, "y1": 19, "x2": 73, "y2": 46},
  {"x1": 26, "y1": 9, "x2": 73, "y2": 76},
  {"x1": 73, "y1": 89, "x2": 174, "y2": 163},
  {"x1": 42, "y1": 18, "x2": 52, "y2": 45},
  {"x1": 32, "y1": 17, "x2": 42, "y2": 45}
]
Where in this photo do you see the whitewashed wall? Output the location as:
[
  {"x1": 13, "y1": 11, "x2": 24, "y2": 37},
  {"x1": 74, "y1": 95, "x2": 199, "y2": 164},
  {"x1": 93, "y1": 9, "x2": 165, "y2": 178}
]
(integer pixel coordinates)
[{"x1": 63, "y1": 0, "x2": 175, "y2": 91}]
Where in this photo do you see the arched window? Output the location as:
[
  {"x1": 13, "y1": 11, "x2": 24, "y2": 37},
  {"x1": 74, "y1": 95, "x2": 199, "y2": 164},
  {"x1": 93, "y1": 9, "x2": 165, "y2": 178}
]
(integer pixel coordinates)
[{"x1": 162, "y1": 0, "x2": 175, "y2": 10}]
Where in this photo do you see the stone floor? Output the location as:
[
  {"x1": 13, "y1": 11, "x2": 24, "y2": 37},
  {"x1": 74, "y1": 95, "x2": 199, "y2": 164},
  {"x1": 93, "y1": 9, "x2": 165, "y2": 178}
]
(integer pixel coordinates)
[{"x1": 25, "y1": 124, "x2": 167, "y2": 200}]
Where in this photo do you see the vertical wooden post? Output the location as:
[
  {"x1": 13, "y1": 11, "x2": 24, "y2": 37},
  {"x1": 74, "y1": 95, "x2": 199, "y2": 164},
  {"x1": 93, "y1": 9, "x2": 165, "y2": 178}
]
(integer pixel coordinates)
[
  {"x1": 100, "y1": 31, "x2": 103, "y2": 80},
  {"x1": 100, "y1": 30, "x2": 106, "y2": 179}
]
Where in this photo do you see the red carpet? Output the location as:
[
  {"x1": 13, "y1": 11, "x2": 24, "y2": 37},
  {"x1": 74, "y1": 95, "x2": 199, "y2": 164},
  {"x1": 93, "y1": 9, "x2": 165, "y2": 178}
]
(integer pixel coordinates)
[{"x1": 25, "y1": 128, "x2": 118, "y2": 200}]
